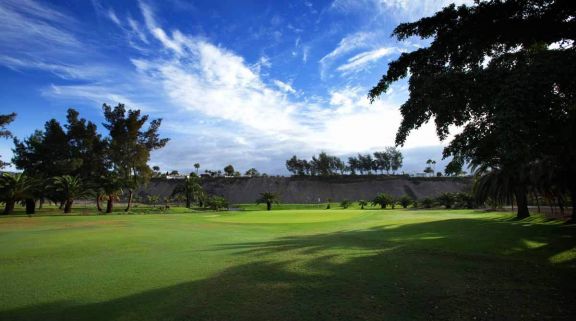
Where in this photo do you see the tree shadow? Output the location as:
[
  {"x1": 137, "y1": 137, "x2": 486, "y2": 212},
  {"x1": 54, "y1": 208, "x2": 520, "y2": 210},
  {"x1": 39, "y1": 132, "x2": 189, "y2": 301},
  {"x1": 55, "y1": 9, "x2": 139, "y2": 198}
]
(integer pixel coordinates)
[{"x1": 1, "y1": 218, "x2": 575, "y2": 321}]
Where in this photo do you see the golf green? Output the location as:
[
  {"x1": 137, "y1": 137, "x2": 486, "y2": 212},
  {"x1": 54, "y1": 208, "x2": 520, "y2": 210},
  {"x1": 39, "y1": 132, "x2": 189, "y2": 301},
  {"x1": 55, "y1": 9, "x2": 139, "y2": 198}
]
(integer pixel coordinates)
[{"x1": 0, "y1": 209, "x2": 575, "y2": 321}]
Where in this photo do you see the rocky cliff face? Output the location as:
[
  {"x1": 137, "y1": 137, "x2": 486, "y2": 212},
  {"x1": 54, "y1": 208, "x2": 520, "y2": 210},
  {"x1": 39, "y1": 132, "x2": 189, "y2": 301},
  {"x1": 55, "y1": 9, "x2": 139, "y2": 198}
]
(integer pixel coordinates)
[{"x1": 137, "y1": 176, "x2": 472, "y2": 204}]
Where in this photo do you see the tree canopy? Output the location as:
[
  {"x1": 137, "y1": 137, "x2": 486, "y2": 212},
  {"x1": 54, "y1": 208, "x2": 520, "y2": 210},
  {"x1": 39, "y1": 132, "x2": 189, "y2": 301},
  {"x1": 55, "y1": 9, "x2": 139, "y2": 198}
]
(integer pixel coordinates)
[{"x1": 369, "y1": 0, "x2": 576, "y2": 219}]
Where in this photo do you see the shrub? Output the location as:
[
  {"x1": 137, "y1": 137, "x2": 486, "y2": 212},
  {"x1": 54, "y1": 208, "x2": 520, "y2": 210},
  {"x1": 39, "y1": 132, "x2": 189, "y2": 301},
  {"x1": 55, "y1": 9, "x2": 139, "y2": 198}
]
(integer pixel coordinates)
[
  {"x1": 398, "y1": 195, "x2": 413, "y2": 208},
  {"x1": 358, "y1": 200, "x2": 368, "y2": 209},
  {"x1": 206, "y1": 196, "x2": 229, "y2": 211},
  {"x1": 454, "y1": 192, "x2": 476, "y2": 209},
  {"x1": 436, "y1": 192, "x2": 456, "y2": 209},
  {"x1": 340, "y1": 199, "x2": 352, "y2": 209},
  {"x1": 421, "y1": 198, "x2": 434, "y2": 208}
]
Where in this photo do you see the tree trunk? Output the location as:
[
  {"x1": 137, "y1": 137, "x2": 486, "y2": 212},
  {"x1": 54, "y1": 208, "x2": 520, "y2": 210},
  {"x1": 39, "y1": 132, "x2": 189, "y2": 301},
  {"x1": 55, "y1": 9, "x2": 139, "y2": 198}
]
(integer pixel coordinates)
[
  {"x1": 186, "y1": 195, "x2": 191, "y2": 208},
  {"x1": 64, "y1": 200, "x2": 73, "y2": 213},
  {"x1": 25, "y1": 199, "x2": 36, "y2": 215},
  {"x1": 96, "y1": 195, "x2": 103, "y2": 213},
  {"x1": 39, "y1": 198, "x2": 44, "y2": 209},
  {"x1": 569, "y1": 187, "x2": 576, "y2": 223},
  {"x1": 514, "y1": 187, "x2": 530, "y2": 219},
  {"x1": 106, "y1": 197, "x2": 114, "y2": 213},
  {"x1": 266, "y1": 202, "x2": 271, "y2": 211},
  {"x1": 3, "y1": 199, "x2": 15, "y2": 214},
  {"x1": 125, "y1": 189, "x2": 133, "y2": 212}
]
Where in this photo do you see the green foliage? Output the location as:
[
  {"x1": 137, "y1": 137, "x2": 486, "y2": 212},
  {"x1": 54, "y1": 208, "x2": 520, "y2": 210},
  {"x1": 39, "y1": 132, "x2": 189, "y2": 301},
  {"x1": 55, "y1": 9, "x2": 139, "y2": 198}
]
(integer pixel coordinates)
[
  {"x1": 372, "y1": 193, "x2": 393, "y2": 209},
  {"x1": 207, "y1": 196, "x2": 229, "y2": 211},
  {"x1": 339, "y1": 199, "x2": 352, "y2": 209},
  {"x1": 398, "y1": 195, "x2": 413, "y2": 209},
  {"x1": 357, "y1": 200, "x2": 368, "y2": 210}
]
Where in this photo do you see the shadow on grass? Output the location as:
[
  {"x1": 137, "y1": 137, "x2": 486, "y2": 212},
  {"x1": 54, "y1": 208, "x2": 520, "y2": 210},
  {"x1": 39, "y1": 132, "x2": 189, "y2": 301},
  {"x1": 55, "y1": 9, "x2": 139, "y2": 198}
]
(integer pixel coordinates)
[{"x1": 1, "y1": 217, "x2": 575, "y2": 321}]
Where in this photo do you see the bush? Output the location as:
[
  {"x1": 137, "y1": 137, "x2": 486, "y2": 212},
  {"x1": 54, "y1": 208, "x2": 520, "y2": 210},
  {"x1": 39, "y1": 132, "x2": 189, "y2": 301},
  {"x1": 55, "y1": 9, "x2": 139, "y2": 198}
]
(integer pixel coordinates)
[
  {"x1": 436, "y1": 192, "x2": 456, "y2": 209},
  {"x1": 340, "y1": 199, "x2": 352, "y2": 209},
  {"x1": 206, "y1": 196, "x2": 229, "y2": 211},
  {"x1": 398, "y1": 195, "x2": 413, "y2": 208},
  {"x1": 453, "y1": 192, "x2": 476, "y2": 209},
  {"x1": 421, "y1": 198, "x2": 434, "y2": 208},
  {"x1": 357, "y1": 200, "x2": 368, "y2": 209}
]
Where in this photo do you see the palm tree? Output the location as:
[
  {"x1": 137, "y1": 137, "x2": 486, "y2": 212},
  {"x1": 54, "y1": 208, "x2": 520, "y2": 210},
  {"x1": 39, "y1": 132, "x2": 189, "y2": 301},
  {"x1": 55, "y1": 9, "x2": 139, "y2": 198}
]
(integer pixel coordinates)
[
  {"x1": 173, "y1": 174, "x2": 203, "y2": 208},
  {"x1": 99, "y1": 175, "x2": 123, "y2": 214},
  {"x1": 372, "y1": 193, "x2": 393, "y2": 209},
  {"x1": 194, "y1": 163, "x2": 200, "y2": 175},
  {"x1": 256, "y1": 192, "x2": 280, "y2": 211},
  {"x1": 472, "y1": 164, "x2": 530, "y2": 219},
  {"x1": 0, "y1": 173, "x2": 35, "y2": 214},
  {"x1": 358, "y1": 200, "x2": 368, "y2": 210},
  {"x1": 49, "y1": 176, "x2": 91, "y2": 213}
]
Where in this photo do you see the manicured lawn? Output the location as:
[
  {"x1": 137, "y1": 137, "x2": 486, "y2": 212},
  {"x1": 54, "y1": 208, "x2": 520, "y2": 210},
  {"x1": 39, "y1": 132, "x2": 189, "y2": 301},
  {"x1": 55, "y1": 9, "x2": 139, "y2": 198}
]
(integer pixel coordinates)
[{"x1": 0, "y1": 209, "x2": 575, "y2": 321}]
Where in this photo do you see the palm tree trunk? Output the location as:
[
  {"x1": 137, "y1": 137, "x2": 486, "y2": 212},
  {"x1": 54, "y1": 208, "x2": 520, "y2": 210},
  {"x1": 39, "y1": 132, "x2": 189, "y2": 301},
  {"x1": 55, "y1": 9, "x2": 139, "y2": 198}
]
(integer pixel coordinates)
[
  {"x1": 3, "y1": 199, "x2": 15, "y2": 214},
  {"x1": 25, "y1": 199, "x2": 35, "y2": 215},
  {"x1": 267, "y1": 202, "x2": 271, "y2": 211},
  {"x1": 514, "y1": 187, "x2": 530, "y2": 219},
  {"x1": 186, "y1": 194, "x2": 191, "y2": 208},
  {"x1": 125, "y1": 189, "x2": 133, "y2": 212},
  {"x1": 106, "y1": 197, "x2": 114, "y2": 213},
  {"x1": 64, "y1": 200, "x2": 73, "y2": 213}
]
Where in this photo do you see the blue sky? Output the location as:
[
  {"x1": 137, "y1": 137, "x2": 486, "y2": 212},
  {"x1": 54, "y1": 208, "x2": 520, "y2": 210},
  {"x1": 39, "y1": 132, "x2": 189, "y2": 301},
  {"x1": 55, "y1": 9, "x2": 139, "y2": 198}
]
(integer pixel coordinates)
[{"x1": 0, "y1": 0, "x2": 472, "y2": 175}]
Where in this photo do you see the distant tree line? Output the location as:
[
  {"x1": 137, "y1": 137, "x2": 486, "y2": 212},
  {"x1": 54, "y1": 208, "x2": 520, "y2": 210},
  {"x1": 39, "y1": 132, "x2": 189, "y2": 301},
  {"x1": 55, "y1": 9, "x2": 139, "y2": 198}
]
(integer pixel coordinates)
[{"x1": 286, "y1": 148, "x2": 403, "y2": 176}]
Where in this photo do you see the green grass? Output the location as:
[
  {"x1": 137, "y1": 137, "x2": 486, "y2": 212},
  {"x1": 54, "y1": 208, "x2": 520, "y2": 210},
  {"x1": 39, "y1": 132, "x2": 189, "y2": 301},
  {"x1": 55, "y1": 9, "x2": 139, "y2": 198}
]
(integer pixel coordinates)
[{"x1": 0, "y1": 208, "x2": 575, "y2": 321}]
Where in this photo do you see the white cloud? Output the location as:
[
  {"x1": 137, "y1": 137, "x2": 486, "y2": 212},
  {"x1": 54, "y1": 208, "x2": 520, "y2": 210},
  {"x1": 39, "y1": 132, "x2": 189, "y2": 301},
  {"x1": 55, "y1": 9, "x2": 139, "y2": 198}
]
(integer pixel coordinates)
[
  {"x1": 33, "y1": 1, "x2": 453, "y2": 174},
  {"x1": 273, "y1": 80, "x2": 296, "y2": 94},
  {"x1": 319, "y1": 32, "x2": 375, "y2": 77},
  {"x1": 336, "y1": 47, "x2": 398, "y2": 73}
]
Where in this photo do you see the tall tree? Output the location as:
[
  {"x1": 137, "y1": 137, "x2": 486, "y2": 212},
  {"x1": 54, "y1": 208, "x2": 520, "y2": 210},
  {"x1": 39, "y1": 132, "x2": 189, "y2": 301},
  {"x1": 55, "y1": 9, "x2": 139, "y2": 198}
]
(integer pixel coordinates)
[
  {"x1": 102, "y1": 104, "x2": 169, "y2": 212},
  {"x1": 369, "y1": 0, "x2": 576, "y2": 219},
  {"x1": 0, "y1": 113, "x2": 16, "y2": 168},
  {"x1": 387, "y1": 147, "x2": 403, "y2": 174}
]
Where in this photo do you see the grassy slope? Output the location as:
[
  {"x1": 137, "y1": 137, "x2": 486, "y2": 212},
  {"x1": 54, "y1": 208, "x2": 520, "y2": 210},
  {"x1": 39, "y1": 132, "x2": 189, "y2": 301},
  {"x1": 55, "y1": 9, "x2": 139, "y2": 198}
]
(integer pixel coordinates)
[{"x1": 0, "y1": 209, "x2": 575, "y2": 321}]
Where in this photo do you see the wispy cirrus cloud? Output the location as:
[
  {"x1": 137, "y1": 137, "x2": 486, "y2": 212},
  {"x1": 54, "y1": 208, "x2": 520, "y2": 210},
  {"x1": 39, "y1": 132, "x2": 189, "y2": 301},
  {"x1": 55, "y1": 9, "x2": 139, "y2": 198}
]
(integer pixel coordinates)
[
  {"x1": 336, "y1": 47, "x2": 399, "y2": 73},
  {"x1": 331, "y1": 0, "x2": 475, "y2": 22}
]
